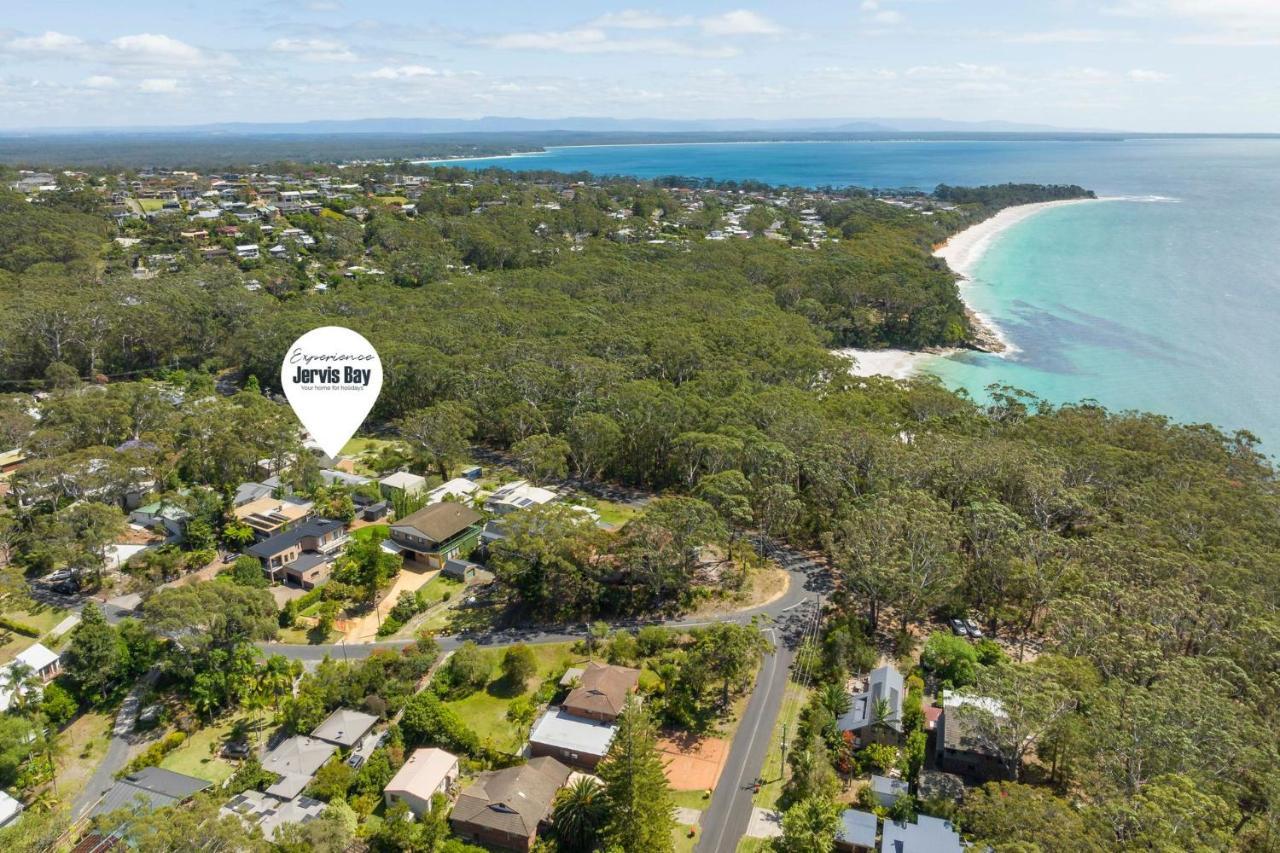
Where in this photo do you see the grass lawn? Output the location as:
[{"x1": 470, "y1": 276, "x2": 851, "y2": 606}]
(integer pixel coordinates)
[
  {"x1": 673, "y1": 824, "x2": 701, "y2": 853},
  {"x1": 352, "y1": 524, "x2": 390, "y2": 543},
  {"x1": 341, "y1": 436, "x2": 400, "y2": 456},
  {"x1": 591, "y1": 499, "x2": 640, "y2": 528},
  {"x1": 753, "y1": 684, "x2": 814, "y2": 810},
  {"x1": 159, "y1": 713, "x2": 259, "y2": 784},
  {"x1": 736, "y1": 837, "x2": 772, "y2": 852},
  {"x1": 319, "y1": 208, "x2": 346, "y2": 220},
  {"x1": 671, "y1": 789, "x2": 713, "y2": 811},
  {"x1": 374, "y1": 195, "x2": 409, "y2": 205},
  {"x1": 0, "y1": 604, "x2": 70, "y2": 664},
  {"x1": 54, "y1": 711, "x2": 112, "y2": 802},
  {"x1": 417, "y1": 575, "x2": 464, "y2": 607},
  {"x1": 440, "y1": 641, "x2": 584, "y2": 754},
  {"x1": 277, "y1": 625, "x2": 342, "y2": 645},
  {"x1": 138, "y1": 198, "x2": 165, "y2": 212}
]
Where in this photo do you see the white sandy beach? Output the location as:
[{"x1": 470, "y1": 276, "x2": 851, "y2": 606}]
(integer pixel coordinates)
[
  {"x1": 834, "y1": 347, "x2": 952, "y2": 379},
  {"x1": 839, "y1": 197, "x2": 1110, "y2": 379}
]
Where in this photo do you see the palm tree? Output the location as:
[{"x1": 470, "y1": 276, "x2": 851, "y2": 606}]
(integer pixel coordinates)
[
  {"x1": 552, "y1": 776, "x2": 608, "y2": 853},
  {"x1": 819, "y1": 682, "x2": 851, "y2": 720}
]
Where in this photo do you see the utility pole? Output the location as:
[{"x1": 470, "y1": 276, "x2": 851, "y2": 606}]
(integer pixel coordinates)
[{"x1": 779, "y1": 722, "x2": 788, "y2": 785}]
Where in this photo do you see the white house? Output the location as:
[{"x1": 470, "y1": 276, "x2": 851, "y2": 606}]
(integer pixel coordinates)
[
  {"x1": 0, "y1": 643, "x2": 61, "y2": 713},
  {"x1": 380, "y1": 471, "x2": 428, "y2": 498},
  {"x1": 426, "y1": 477, "x2": 479, "y2": 505},
  {"x1": 383, "y1": 748, "x2": 460, "y2": 817},
  {"x1": 0, "y1": 790, "x2": 23, "y2": 828},
  {"x1": 484, "y1": 480, "x2": 557, "y2": 515}
]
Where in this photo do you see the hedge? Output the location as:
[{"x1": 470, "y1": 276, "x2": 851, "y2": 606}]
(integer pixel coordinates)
[{"x1": 0, "y1": 615, "x2": 41, "y2": 637}]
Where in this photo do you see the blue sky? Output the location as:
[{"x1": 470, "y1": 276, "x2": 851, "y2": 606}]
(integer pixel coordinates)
[{"x1": 0, "y1": 1, "x2": 1277, "y2": 131}]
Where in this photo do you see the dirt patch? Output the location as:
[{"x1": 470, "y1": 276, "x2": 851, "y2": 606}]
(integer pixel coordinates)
[
  {"x1": 657, "y1": 732, "x2": 730, "y2": 791},
  {"x1": 683, "y1": 566, "x2": 789, "y2": 619}
]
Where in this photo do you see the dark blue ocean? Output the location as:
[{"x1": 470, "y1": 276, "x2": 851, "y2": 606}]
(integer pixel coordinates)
[{"x1": 444, "y1": 140, "x2": 1280, "y2": 450}]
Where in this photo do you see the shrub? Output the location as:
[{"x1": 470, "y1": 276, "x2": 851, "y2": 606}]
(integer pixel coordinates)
[
  {"x1": 123, "y1": 730, "x2": 186, "y2": 774},
  {"x1": 443, "y1": 642, "x2": 490, "y2": 696},
  {"x1": 0, "y1": 616, "x2": 40, "y2": 637},
  {"x1": 501, "y1": 644, "x2": 538, "y2": 688}
]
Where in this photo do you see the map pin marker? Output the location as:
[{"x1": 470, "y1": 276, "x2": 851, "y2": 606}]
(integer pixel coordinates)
[{"x1": 281, "y1": 326, "x2": 383, "y2": 459}]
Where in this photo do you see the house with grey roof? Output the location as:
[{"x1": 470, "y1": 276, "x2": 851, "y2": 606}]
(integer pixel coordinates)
[
  {"x1": 880, "y1": 814, "x2": 967, "y2": 853},
  {"x1": 934, "y1": 693, "x2": 1010, "y2": 782},
  {"x1": 89, "y1": 767, "x2": 210, "y2": 819},
  {"x1": 450, "y1": 756, "x2": 571, "y2": 851},
  {"x1": 837, "y1": 664, "x2": 905, "y2": 747},
  {"x1": 869, "y1": 774, "x2": 910, "y2": 809},
  {"x1": 527, "y1": 706, "x2": 617, "y2": 771},
  {"x1": 262, "y1": 736, "x2": 337, "y2": 800},
  {"x1": 311, "y1": 707, "x2": 379, "y2": 749},
  {"x1": 221, "y1": 790, "x2": 326, "y2": 840},
  {"x1": 837, "y1": 809, "x2": 878, "y2": 852}
]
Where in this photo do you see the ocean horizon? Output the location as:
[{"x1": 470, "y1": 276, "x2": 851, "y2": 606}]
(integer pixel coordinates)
[{"x1": 448, "y1": 138, "x2": 1280, "y2": 451}]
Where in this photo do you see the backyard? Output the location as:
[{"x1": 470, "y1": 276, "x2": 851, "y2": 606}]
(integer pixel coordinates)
[
  {"x1": 0, "y1": 604, "x2": 70, "y2": 664},
  {"x1": 158, "y1": 712, "x2": 259, "y2": 785},
  {"x1": 439, "y1": 641, "x2": 584, "y2": 754}
]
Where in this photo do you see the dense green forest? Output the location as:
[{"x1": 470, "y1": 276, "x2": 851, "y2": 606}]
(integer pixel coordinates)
[{"x1": 2, "y1": 166, "x2": 1276, "y2": 849}]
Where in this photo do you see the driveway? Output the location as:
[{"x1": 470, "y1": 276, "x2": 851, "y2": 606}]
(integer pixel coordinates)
[{"x1": 72, "y1": 667, "x2": 159, "y2": 819}]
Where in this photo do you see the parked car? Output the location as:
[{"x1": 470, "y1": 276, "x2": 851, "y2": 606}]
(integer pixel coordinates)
[
  {"x1": 346, "y1": 754, "x2": 366, "y2": 769},
  {"x1": 963, "y1": 619, "x2": 984, "y2": 639},
  {"x1": 949, "y1": 618, "x2": 968, "y2": 636}
]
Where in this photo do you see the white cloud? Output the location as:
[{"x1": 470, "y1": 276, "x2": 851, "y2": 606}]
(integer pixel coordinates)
[
  {"x1": 8, "y1": 31, "x2": 87, "y2": 55},
  {"x1": 138, "y1": 78, "x2": 180, "y2": 93},
  {"x1": 700, "y1": 10, "x2": 783, "y2": 36},
  {"x1": 82, "y1": 74, "x2": 118, "y2": 89},
  {"x1": 590, "y1": 10, "x2": 694, "y2": 30},
  {"x1": 870, "y1": 10, "x2": 903, "y2": 25},
  {"x1": 1128, "y1": 68, "x2": 1171, "y2": 81},
  {"x1": 906, "y1": 63, "x2": 1008, "y2": 81},
  {"x1": 1107, "y1": 0, "x2": 1280, "y2": 42},
  {"x1": 479, "y1": 28, "x2": 738, "y2": 57},
  {"x1": 270, "y1": 37, "x2": 357, "y2": 62},
  {"x1": 110, "y1": 33, "x2": 206, "y2": 65},
  {"x1": 1007, "y1": 29, "x2": 1132, "y2": 44},
  {"x1": 361, "y1": 64, "x2": 445, "y2": 80}
]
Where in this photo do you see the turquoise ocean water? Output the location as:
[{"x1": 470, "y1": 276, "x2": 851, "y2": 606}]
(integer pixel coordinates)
[{"x1": 445, "y1": 140, "x2": 1280, "y2": 449}]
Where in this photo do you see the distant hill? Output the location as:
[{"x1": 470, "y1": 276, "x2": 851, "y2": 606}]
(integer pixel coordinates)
[{"x1": 6, "y1": 115, "x2": 1104, "y2": 136}]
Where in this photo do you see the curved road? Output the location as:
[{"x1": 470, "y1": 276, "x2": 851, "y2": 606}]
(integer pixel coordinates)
[{"x1": 258, "y1": 541, "x2": 830, "y2": 852}]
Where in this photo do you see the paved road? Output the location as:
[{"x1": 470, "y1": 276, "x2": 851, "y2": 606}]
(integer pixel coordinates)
[
  {"x1": 696, "y1": 544, "x2": 827, "y2": 853},
  {"x1": 72, "y1": 667, "x2": 159, "y2": 819}
]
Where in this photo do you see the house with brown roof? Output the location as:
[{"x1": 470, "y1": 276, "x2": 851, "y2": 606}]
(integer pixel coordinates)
[
  {"x1": 388, "y1": 502, "x2": 483, "y2": 570},
  {"x1": 233, "y1": 496, "x2": 313, "y2": 539},
  {"x1": 449, "y1": 756, "x2": 570, "y2": 851},
  {"x1": 562, "y1": 661, "x2": 641, "y2": 723}
]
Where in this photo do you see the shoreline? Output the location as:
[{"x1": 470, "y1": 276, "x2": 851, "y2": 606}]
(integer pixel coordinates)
[
  {"x1": 933, "y1": 197, "x2": 1111, "y2": 356},
  {"x1": 842, "y1": 196, "x2": 1116, "y2": 379}
]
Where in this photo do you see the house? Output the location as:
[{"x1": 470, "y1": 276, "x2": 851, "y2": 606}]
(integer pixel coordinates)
[
  {"x1": 247, "y1": 519, "x2": 347, "y2": 589},
  {"x1": 262, "y1": 736, "x2": 338, "y2": 800},
  {"x1": 221, "y1": 790, "x2": 326, "y2": 840},
  {"x1": 88, "y1": 767, "x2": 210, "y2": 819},
  {"x1": 235, "y1": 244, "x2": 259, "y2": 260},
  {"x1": 426, "y1": 477, "x2": 480, "y2": 505},
  {"x1": 310, "y1": 708, "x2": 379, "y2": 749},
  {"x1": 460, "y1": 465, "x2": 482, "y2": 481},
  {"x1": 360, "y1": 501, "x2": 391, "y2": 522},
  {"x1": 869, "y1": 774, "x2": 910, "y2": 809},
  {"x1": 232, "y1": 481, "x2": 274, "y2": 508},
  {"x1": 388, "y1": 502, "x2": 483, "y2": 570},
  {"x1": 879, "y1": 814, "x2": 967, "y2": 853},
  {"x1": 934, "y1": 693, "x2": 1010, "y2": 782},
  {"x1": 562, "y1": 661, "x2": 640, "y2": 723},
  {"x1": 450, "y1": 756, "x2": 571, "y2": 851},
  {"x1": 383, "y1": 747, "x2": 459, "y2": 817},
  {"x1": 527, "y1": 707, "x2": 617, "y2": 770},
  {"x1": 319, "y1": 469, "x2": 372, "y2": 489},
  {"x1": 837, "y1": 664, "x2": 905, "y2": 747},
  {"x1": 0, "y1": 789, "x2": 22, "y2": 829},
  {"x1": 836, "y1": 809, "x2": 878, "y2": 853},
  {"x1": 379, "y1": 471, "x2": 428, "y2": 498},
  {"x1": 233, "y1": 495, "x2": 313, "y2": 539},
  {"x1": 484, "y1": 480, "x2": 557, "y2": 515},
  {"x1": 0, "y1": 643, "x2": 62, "y2": 712},
  {"x1": 128, "y1": 501, "x2": 191, "y2": 539}
]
